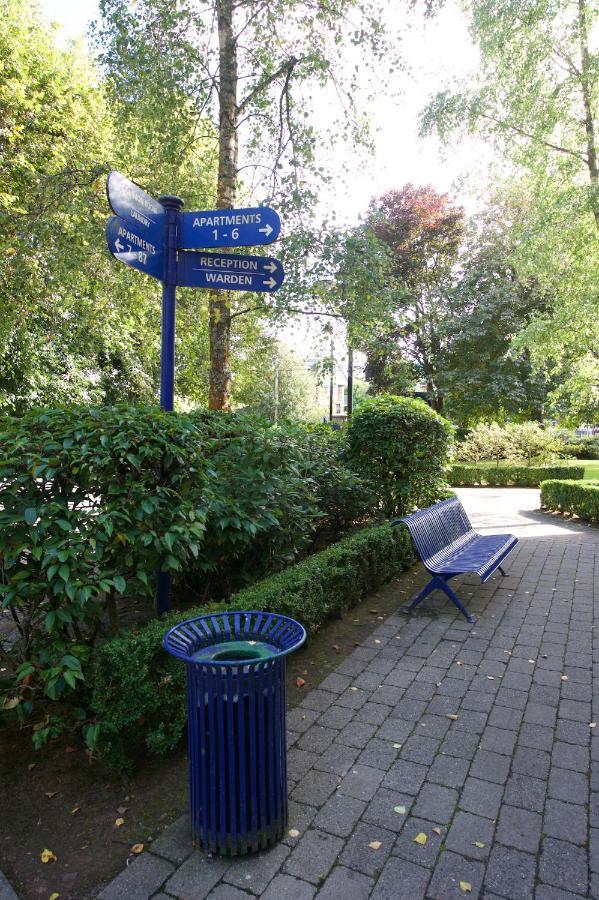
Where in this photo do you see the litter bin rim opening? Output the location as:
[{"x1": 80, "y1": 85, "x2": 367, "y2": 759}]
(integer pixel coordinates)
[{"x1": 162, "y1": 610, "x2": 307, "y2": 667}]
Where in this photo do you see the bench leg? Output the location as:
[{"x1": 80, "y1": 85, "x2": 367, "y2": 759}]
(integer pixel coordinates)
[
  {"x1": 498, "y1": 565, "x2": 508, "y2": 577},
  {"x1": 401, "y1": 575, "x2": 476, "y2": 625}
]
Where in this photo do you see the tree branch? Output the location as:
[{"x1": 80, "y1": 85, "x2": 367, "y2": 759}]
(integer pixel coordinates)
[
  {"x1": 479, "y1": 112, "x2": 588, "y2": 164},
  {"x1": 237, "y1": 56, "x2": 301, "y2": 113}
]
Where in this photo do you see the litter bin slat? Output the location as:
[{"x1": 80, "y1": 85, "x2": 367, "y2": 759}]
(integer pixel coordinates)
[{"x1": 164, "y1": 611, "x2": 306, "y2": 855}]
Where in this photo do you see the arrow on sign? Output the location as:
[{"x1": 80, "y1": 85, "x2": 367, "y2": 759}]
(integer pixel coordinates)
[
  {"x1": 106, "y1": 171, "x2": 165, "y2": 244},
  {"x1": 179, "y1": 206, "x2": 281, "y2": 249},
  {"x1": 106, "y1": 216, "x2": 164, "y2": 280},
  {"x1": 177, "y1": 251, "x2": 284, "y2": 292}
]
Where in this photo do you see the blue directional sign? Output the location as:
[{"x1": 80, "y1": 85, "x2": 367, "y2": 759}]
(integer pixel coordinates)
[
  {"x1": 106, "y1": 170, "x2": 165, "y2": 244},
  {"x1": 106, "y1": 215, "x2": 164, "y2": 280},
  {"x1": 179, "y1": 207, "x2": 281, "y2": 249},
  {"x1": 177, "y1": 251, "x2": 284, "y2": 292}
]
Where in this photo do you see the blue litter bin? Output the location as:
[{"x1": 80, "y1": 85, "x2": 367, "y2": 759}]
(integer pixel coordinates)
[{"x1": 163, "y1": 610, "x2": 306, "y2": 855}]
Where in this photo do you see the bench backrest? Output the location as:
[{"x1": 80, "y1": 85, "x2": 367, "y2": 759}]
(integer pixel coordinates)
[{"x1": 400, "y1": 497, "x2": 473, "y2": 563}]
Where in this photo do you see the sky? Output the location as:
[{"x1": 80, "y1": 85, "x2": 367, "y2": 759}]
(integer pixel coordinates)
[{"x1": 39, "y1": 0, "x2": 491, "y2": 362}]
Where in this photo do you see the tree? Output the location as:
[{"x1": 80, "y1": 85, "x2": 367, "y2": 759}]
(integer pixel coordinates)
[
  {"x1": 365, "y1": 184, "x2": 465, "y2": 411},
  {"x1": 233, "y1": 341, "x2": 319, "y2": 422},
  {"x1": 96, "y1": 0, "x2": 396, "y2": 410},
  {"x1": 442, "y1": 203, "x2": 552, "y2": 426},
  {"x1": 422, "y1": 0, "x2": 598, "y2": 229}
]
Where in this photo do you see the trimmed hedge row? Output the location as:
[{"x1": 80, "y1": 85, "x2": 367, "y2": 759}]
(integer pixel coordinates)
[
  {"x1": 540, "y1": 479, "x2": 599, "y2": 523},
  {"x1": 91, "y1": 522, "x2": 415, "y2": 770},
  {"x1": 447, "y1": 464, "x2": 585, "y2": 487}
]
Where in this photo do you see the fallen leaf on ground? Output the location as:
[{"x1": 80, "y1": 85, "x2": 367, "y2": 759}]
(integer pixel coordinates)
[
  {"x1": 28, "y1": 763, "x2": 37, "y2": 770},
  {"x1": 368, "y1": 841, "x2": 382, "y2": 850},
  {"x1": 528, "y1": 659, "x2": 535, "y2": 664},
  {"x1": 2, "y1": 697, "x2": 20, "y2": 710},
  {"x1": 590, "y1": 722, "x2": 597, "y2": 728},
  {"x1": 456, "y1": 661, "x2": 463, "y2": 666},
  {"x1": 117, "y1": 806, "x2": 129, "y2": 815},
  {"x1": 49, "y1": 893, "x2": 60, "y2": 900},
  {"x1": 71, "y1": 807, "x2": 80, "y2": 814},
  {"x1": 459, "y1": 882, "x2": 472, "y2": 893},
  {"x1": 474, "y1": 841, "x2": 485, "y2": 848},
  {"x1": 115, "y1": 817, "x2": 125, "y2": 827},
  {"x1": 332, "y1": 645, "x2": 340, "y2": 653},
  {"x1": 486, "y1": 676, "x2": 495, "y2": 680},
  {"x1": 65, "y1": 746, "x2": 77, "y2": 753},
  {"x1": 374, "y1": 639, "x2": 381, "y2": 644},
  {"x1": 393, "y1": 743, "x2": 402, "y2": 749},
  {"x1": 413, "y1": 832, "x2": 427, "y2": 845},
  {"x1": 432, "y1": 827, "x2": 442, "y2": 835},
  {"x1": 393, "y1": 805, "x2": 406, "y2": 815},
  {"x1": 131, "y1": 844, "x2": 144, "y2": 854},
  {"x1": 446, "y1": 714, "x2": 459, "y2": 721},
  {"x1": 45, "y1": 791, "x2": 57, "y2": 799},
  {"x1": 369, "y1": 609, "x2": 378, "y2": 614},
  {"x1": 40, "y1": 849, "x2": 57, "y2": 863},
  {"x1": 561, "y1": 675, "x2": 568, "y2": 681},
  {"x1": 288, "y1": 829, "x2": 300, "y2": 838},
  {"x1": 295, "y1": 677, "x2": 305, "y2": 688}
]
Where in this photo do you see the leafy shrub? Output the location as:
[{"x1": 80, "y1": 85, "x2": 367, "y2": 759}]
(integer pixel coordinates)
[
  {"x1": 540, "y1": 479, "x2": 599, "y2": 522},
  {"x1": 345, "y1": 395, "x2": 453, "y2": 517},
  {"x1": 458, "y1": 421, "x2": 560, "y2": 465},
  {"x1": 560, "y1": 437, "x2": 599, "y2": 460},
  {"x1": 448, "y1": 464, "x2": 585, "y2": 487},
  {"x1": 91, "y1": 522, "x2": 415, "y2": 769},
  {"x1": 0, "y1": 405, "x2": 210, "y2": 746}
]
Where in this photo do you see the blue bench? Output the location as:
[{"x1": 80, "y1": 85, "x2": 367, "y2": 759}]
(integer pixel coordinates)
[{"x1": 392, "y1": 496, "x2": 518, "y2": 624}]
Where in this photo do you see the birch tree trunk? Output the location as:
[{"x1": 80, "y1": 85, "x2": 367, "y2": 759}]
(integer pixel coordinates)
[
  {"x1": 209, "y1": 0, "x2": 238, "y2": 410},
  {"x1": 577, "y1": 0, "x2": 599, "y2": 231}
]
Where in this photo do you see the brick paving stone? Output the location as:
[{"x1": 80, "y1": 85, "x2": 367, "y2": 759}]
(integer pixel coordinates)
[
  {"x1": 444, "y1": 810, "x2": 495, "y2": 860},
  {"x1": 361, "y1": 786, "x2": 413, "y2": 832},
  {"x1": 297, "y1": 725, "x2": 338, "y2": 754},
  {"x1": 282, "y1": 800, "x2": 317, "y2": 846},
  {"x1": 164, "y1": 855, "x2": 230, "y2": 900},
  {"x1": 338, "y1": 821, "x2": 394, "y2": 877},
  {"x1": 288, "y1": 748, "x2": 321, "y2": 779},
  {"x1": 535, "y1": 886, "x2": 585, "y2": 900},
  {"x1": 479, "y1": 725, "x2": 518, "y2": 756},
  {"x1": 469, "y1": 749, "x2": 511, "y2": 784},
  {"x1": 313, "y1": 743, "x2": 359, "y2": 777},
  {"x1": 382, "y1": 759, "x2": 428, "y2": 795},
  {"x1": 552, "y1": 741, "x2": 589, "y2": 773},
  {"x1": 496, "y1": 804, "x2": 543, "y2": 854},
  {"x1": 427, "y1": 850, "x2": 486, "y2": 900},
  {"x1": 357, "y1": 737, "x2": 400, "y2": 770},
  {"x1": 287, "y1": 707, "x2": 320, "y2": 734},
  {"x1": 539, "y1": 837, "x2": 589, "y2": 896},
  {"x1": 291, "y1": 770, "x2": 339, "y2": 806},
  {"x1": 260, "y1": 874, "x2": 315, "y2": 900},
  {"x1": 316, "y1": 704, "x2": 355, "y2": 730},
  {"x1": 413, "y1": 783, "x2": 458, "y2": 824},
  {"x1": 337, "y1": 688, "x2": 370, "y2": 710},
  {"x1": 512, "y1": 745, "x2": 551, "y2": 779},
  {"x1": 315, "y1": 866, "x2": 374, "y2": 900},
  {"x1": 336, "y1": 721, "x2": 378, "y2": 749},
  {"x1": 503, "y1": 773, "x2": 547, "y2": 812},
  {"x1": 205, "y1": 886, "x2": 252, "y2": 899},
  {"x1": 313, "y1": 793, "x2": 366, "y2": 838},
  {"x1": 223, "y1": 844, "x2": 290, "y2": 895},
  {"x1": 370, "y1": 856, "x2": 430, "y2": 900},
  {"x1": 355, "y1": 702, "x2": 390, "y2": 726},
  {"x1": 543, "y1": 799, "x2": 588, "y2": 845},
  {"x1": 548, "y1": 767, "x2": 589, "y2": 805},
  {"x1": 391, "y1": 816, "x2": 444, "y2": 867},
  {"x1": 416, "y1": 714, "x2": 451, "y2": 739},
  {"x1": 400, "y1": 733, "x2": 441, "y2": 765},
  {"x1": 300, "y1": 690, "x2": 336, "y2": 712},
  {"x1": 376, "y1": 718, "x2": 413, "y2": 744},
  {"x1": 459, "y1": 777, "x2": 504, "y2": 820},
  {"x1": 484, "y1": 845, "x2": 537, "y2": 900},
  {"x1": 337, "y1": 764, "x2": 384, "y2": 801},
  {"x1": 150, "y1": 815, "x2": 194, "y2": 865},
  {"x1": 427, "y1": 753, "x2": 470, "y2": 789},
  {"x1": 283, "y1": 829, "x2": 343, "y2": 885},
  {"x1": 98, "y1": 854, "x2": 174, "y2": 900},
  {"x1": 519, "y1": 722, "x2": 555, "y2": 751},
  {"x1": 440, "y1": 730, "x2": 480, "y2": 760}
]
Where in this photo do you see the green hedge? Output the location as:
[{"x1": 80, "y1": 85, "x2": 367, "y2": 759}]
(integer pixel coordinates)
[
  {"x1": 540, "y1": 479, "x2": 599, "y2": 523},
  {"x1": 448, "y1": 464, "x2": 585, "y2": 487},
  {"x1": 91, "y1": 522, "x2": 415, "y2": 769}
]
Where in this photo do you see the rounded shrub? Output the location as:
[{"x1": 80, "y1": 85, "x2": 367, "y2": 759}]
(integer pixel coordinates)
[{"x1": 345, "y1": 394, "x2": 453, "y2": 517}]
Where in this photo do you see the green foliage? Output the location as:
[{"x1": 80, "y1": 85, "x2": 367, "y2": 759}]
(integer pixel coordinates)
[
  {"x1": 457, "y1": 421, "x2": 560, "y2": 465},
  {"x1": 540, "y1": 479, "x2": 599, "y2": 523},
  {"x1": 559, "y1": 436, "x2": 599, "y2": 461},
  {"x1": 0, "y1": 406, "x2": 210, "y2": 716},
  {"x1": 346, "y1": 394, "x2": 453, "y2": 516},
  {"x1": 448, "y1": 464, "x2": 585, "y2": 488},
  {"x1": 90, "y1": 522, "x2": 415, "y2": 769}
]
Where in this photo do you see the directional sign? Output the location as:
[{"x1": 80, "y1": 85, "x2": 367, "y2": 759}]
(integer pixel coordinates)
[
  {"x1": 177, "y1": 251, "x2": 284, "y2": 292},
  {"x1": 106, "y1": 170, "x2": 165, "y2": 244},
  {"x1": 179, "y1": 207, "x2": 280, "y2": 249},
  {"x1": 106, "y1": 215, "x2": 164, "y2": 280}
]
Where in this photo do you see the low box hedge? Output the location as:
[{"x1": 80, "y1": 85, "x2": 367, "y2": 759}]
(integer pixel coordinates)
[
  {"x1": 90, "y1": 522, "x2": 415, "y2": 769},
  {"x1": 540, "y1": 479, "x2": 599, "y2": 523},
  {"x1": 447, "y1": 464, "x2": 585, "y2": 487}
]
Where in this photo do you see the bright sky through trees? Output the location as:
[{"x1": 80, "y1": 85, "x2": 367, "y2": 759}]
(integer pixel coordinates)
[{"x1": 39, "y1": 0, "x2": 491, "y2": 222}]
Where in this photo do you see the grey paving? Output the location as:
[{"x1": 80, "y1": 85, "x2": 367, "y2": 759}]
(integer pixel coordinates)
[
  {"x1": 94, "y1": 488, "x2": 598, "y2": 899},
  {"x1": 0, "y1": 871, "x2": 19, "y2": 900}
]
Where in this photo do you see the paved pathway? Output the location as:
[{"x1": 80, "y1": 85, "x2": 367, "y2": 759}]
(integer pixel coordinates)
[{"x1": 96, "y1": 489, "x2": 598, "y2": 900}]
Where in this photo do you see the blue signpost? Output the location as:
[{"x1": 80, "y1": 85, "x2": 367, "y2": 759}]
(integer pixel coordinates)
[
  {"x1": 178, "y1": 251, "x2": 284, "y2": 292},
  {"x1": 180, "y1": 206, "x2": 280, "y2": 249},
  {"x1": 105, "y1": 171, "x2": 284, "y2": 614}
]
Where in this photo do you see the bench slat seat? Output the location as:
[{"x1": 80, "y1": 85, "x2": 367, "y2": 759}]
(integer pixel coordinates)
[{"x1": 392, "y1": 496, "x2": 518, "y2": 624}]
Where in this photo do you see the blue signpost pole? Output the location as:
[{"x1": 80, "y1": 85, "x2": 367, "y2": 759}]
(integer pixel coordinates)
[{"x1": 157, "y1": 194, "x2": 184, "y2": 615}]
